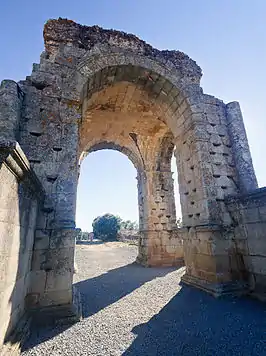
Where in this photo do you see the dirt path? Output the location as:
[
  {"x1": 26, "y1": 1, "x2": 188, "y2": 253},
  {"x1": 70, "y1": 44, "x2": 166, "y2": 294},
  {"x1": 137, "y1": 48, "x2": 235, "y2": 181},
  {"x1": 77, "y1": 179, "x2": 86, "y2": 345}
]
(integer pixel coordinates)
[{"x1": 22, "y1": 242, "x2": 266, "y2": 356}]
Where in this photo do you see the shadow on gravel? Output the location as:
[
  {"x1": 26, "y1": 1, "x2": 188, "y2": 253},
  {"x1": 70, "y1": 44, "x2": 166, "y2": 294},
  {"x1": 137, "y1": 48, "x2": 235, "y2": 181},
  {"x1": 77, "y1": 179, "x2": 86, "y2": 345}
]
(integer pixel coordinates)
[
  {"x1": 22, "y1": 262, "x2": 176, "y2": 352},
  {"x1": 21, "y1": 324, "x2": 70, "y2": 353},
  {"x1": 75, "y1": 262, "x2": 176, "y2": 318},
  {"x1": 123, "y1": 285, "x2": 266, "y2": 356}
]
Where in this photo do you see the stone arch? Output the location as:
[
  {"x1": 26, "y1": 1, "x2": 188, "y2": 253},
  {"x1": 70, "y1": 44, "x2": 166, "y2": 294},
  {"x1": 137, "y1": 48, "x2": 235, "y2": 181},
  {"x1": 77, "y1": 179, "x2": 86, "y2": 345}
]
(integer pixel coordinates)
[
  {"x1": 78, "y1": 64, "x2": 197, "y2": 140},
  {"x1": 77, "y1": 64, "x2": 185, "y2": 261},
  {"x1": 1, "y1": 19, "x2": 257, "y2": 330},
  {"x1": 76, "y1": 62, "x2": 194, "y2": 265},
  {"x1": 79, "y1": 141, "x2": 144, "y2": 172},
  {"x1": 35, "y1": 22, "x2": 231, "y2": 271}
]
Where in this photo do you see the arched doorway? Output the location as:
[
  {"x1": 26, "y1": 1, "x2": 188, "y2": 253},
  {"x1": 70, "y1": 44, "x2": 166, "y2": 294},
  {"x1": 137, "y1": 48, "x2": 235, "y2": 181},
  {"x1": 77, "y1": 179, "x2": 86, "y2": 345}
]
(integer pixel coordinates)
[
  {"x1": 16, "y1": 19, "x2": 258, "y2": 317},
  {"x1": 78, "y1": 93, "x2": 182, "y2": 266}
]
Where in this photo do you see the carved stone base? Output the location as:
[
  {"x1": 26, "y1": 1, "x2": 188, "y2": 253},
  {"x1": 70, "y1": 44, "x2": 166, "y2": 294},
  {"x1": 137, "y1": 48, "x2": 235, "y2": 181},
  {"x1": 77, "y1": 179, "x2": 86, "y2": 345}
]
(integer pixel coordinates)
[
  {"x1": 137, "y1": 229, "x2": 184, "y2": 267},
  {"x1": 30, "y1": 285, "x2": 82, "y2": 327},
  {"x1": 31, "y1": 303, "x2": 81, "y2": 328},
  {"x1": 181, "y1": 273, "x2": 248, "y2": 298}
]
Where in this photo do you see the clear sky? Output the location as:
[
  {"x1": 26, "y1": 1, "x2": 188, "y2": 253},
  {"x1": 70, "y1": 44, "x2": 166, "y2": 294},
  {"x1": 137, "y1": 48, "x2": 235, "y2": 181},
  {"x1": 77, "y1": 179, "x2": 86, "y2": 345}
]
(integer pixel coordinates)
[{"x1": 1, "y1": 1, "x2": 266, "y2": 231}]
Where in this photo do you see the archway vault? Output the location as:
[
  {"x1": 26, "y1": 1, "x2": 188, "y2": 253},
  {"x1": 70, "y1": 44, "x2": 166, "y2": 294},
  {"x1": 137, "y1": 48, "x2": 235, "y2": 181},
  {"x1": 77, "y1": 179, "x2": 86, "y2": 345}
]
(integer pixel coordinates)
[
  {"x1": 79, "y1": 73, "x2": 177, "y2": 171},
  {"x1": 78, "y1": 73, "x2": 180, "y2": 265},
  {"x1": 0, "y1": 18, "x2": 259, "y2": 344}
]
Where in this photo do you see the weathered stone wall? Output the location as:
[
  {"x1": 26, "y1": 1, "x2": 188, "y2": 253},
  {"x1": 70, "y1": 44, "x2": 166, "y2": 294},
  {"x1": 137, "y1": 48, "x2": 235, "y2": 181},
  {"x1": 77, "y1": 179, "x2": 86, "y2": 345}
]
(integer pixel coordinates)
[
  {"x1": 226, "y1": 188, "x2": 266, "y2": 300},
  {"x1": 0, "y1": 140, "x2": 44, "y2": 350},
  {"x1": 138, "y1": 229, "x2": 183, "y2": 267},
  {"x1": 137, "y1": 169, "x2": 183, "y2": 266},
  {"x1": 28, "y1": 228, "x2": 78, "y2": 310}
]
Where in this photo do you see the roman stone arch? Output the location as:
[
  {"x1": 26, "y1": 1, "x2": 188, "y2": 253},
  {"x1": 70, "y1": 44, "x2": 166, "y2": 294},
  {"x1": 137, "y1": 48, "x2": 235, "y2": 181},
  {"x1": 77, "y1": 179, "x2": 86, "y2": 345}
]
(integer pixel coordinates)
[{"x1": 0, "y1": 18, "x2": 262, "y2": 347}]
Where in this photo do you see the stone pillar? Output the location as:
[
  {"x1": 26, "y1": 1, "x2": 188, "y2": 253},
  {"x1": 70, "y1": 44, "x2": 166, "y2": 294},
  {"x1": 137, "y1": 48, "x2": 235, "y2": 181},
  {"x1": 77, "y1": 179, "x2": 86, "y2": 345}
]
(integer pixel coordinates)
[
  {"x1": 18, "y1": 74, "x2": 82, "y2": 321},
  {"x1": 137, "y1": 170, "x2": 183, "y2": 267},
  {"x1": 28, "y1": 149, "x2": 80, "y2": 319},
  {"x1": 0, "y1": 80, "x2": 22, "y2": 140},
  {"x1": 27, "y1": 132, "x2": 81, "y2": 322},
  {"x1": 176, "y1": 96, "x2": 249, "y2": 296},
  {"x1": 226, "y1": 101, "x2": 258, "y2": 193}
]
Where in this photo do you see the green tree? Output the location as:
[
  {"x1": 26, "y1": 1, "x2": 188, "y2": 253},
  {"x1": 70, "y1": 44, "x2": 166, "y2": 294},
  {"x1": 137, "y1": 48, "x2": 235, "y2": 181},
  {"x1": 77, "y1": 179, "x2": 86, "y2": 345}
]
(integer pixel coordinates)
[
  {"x1": 120, "y1": 219, "x2": 138, "y2": 230},
  {"x1": 92, "y1": 213, "x2": 121, "y2": 241}
]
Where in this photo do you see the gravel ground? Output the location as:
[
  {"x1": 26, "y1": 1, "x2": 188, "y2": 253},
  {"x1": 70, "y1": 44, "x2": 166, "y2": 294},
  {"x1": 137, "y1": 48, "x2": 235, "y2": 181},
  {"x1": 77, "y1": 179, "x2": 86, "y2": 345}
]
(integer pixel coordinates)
[{"x1": 22, "y1": 242, "x2": 266, "y2": 356}]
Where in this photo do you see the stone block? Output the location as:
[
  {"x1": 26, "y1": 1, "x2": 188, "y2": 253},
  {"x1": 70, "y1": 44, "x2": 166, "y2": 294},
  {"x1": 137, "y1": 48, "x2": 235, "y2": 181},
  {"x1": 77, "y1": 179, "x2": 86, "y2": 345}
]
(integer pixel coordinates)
[
  {"x1": 193, "y1": 253, "x2": 216, "y2": 272},
  {"x1": 248, "y1": 256, "x2": 266, "y2": 275},
  {"x1": 233, "y1": 224, "x2": 247, "y2": 240},
  {"x1": 31, "y1": 249, "x2": 47, "y2": 271},
  {"x1": 34, "y1": 229, "x2": 50, "y2": 250},
  {"x1": 234, "y1": 239, "x2": 249, "y2": 255},
  {"x1": 45, "y1": 270, "x2": 73, "y2": 292},
  {"x1": 39, "y1": 289, "x2": 72, "y2": 307},
  {"x1": 27, "y1": 270, "x2": 46, "y2": 295},
  {"x1": 243, "y1": 207, "x2": 260, "y2": 223},
  {"x1": 31, "y1": 247, "x2": 75, "y2": 272},
  {"x1": 49, "y1": 229, "x2": 77, "y2": 249},
  {"x1": 248, "y1": 237, "x2": 266, "y2": 256}
]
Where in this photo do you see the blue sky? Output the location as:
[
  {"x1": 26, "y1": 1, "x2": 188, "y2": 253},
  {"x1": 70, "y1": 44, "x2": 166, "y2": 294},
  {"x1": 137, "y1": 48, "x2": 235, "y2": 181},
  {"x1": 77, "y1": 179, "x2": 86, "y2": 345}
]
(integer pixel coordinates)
[{"x1": 1, "y1": 1, "x2": 266, "y2": 231}]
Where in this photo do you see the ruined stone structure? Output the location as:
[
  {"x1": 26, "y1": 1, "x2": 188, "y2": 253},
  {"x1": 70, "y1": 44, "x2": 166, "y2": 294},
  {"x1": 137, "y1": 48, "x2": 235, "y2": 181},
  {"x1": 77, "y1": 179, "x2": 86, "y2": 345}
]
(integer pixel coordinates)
[{"x1": 0, "y1": 18, "x2": 265, "y2": 353}]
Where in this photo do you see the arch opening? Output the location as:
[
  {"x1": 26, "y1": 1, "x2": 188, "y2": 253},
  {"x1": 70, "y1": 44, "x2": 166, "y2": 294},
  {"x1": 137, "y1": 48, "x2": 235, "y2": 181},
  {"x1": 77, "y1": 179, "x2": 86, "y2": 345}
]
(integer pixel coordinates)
[
  {"x1": 77, "y1": 65, "x2": 185, "y2": 266},
  {"x1": 76, "y1": 149, "x2": 139, "y2": 237}
]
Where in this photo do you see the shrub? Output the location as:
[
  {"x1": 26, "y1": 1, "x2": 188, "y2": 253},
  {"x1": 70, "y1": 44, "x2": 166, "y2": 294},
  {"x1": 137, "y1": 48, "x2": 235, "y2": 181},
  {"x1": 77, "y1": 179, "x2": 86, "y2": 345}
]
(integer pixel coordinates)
[{"x1": 92, "y1": 213, "x2": 121, "y2": 241}]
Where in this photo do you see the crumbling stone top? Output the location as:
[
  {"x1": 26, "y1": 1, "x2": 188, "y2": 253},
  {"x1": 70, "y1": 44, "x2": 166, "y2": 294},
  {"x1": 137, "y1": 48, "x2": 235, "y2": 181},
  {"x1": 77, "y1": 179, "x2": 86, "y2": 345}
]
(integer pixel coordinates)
[{"x1": 43, "y1": 18, "x2": 202, "y2": 80}]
